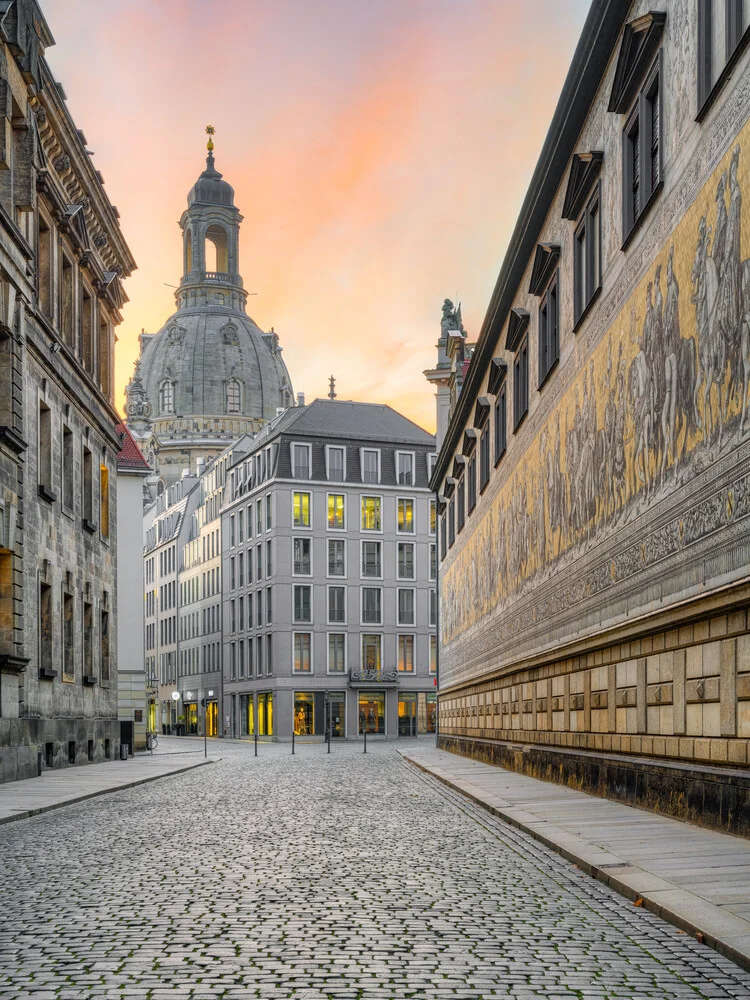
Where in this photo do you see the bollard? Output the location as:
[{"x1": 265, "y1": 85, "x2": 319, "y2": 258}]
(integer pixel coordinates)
[
  {"x1": 254, "y1": 732, "x2": 258, "y2": 757},
  {"x1": 37, "y1": 750, "x2": 42, "y2": 777},
  {"x1": 363, "y1": 729, "x2": 367, "y2": 754},
  {"x1": 292, "y1": 730, "x2": 295, "y2": 755},
  {"x1": 327, "y1": 733, "x2": 331, "y2": 754}
]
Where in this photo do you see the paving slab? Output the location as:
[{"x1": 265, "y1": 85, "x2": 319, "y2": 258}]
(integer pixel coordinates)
[
  {"x1": 0, "y1": 739, "x2": 214, "y2": 824},
  {"x1": 401, "y1": 743, "x2": 750, "y2": 973}
]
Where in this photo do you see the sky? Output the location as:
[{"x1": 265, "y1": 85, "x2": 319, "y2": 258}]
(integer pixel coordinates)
[{"x1": 43, "y1": 0, "x2": 590, "y2": 434}]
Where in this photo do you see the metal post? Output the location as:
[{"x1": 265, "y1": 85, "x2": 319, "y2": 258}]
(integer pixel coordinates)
[
  {"x1": 254, "y1": 732, "x2": 258, "y2": 757},
  {"x1": 327, "y1": 732, "x2": 331, "y2": 754},
  {"x1": 363, "y1": 727, "x2": 367, "y2": 754},
  {"x1": 292, "y1": 729, "x2": 295, "y2": 755}
]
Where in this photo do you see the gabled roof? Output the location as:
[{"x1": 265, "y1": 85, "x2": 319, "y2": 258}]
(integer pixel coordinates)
[{"x1": 116, "y1": 423, "x2": 150, "y2": 473}]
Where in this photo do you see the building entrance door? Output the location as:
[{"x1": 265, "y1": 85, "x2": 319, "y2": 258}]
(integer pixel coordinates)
[
  {"x1": 206, "y1": 701, "x2": 218, "y2": 736},
  {"x1": 186, "y1": 702, "x2": 198, "y2": 734},
  {"x1": 326, "y1": 692, "x2": 346, "y2": 738},
  {"x1": 398, "y1": 694, "x2": 417, "y2": 737}
]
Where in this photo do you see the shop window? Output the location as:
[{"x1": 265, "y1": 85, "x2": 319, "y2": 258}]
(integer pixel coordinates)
[
  {"x1": 327, "y1": 493, "x2": 345, "y2": 529},
  {"x1": 361, "y1": 540, "x2": 381, "y2": 578},
  {"x1": 62, "y1": 588, "x2": 74, "y2": 682},
  {"x1": 258, "y1": 692, "x2": 273, "y2": 735},
  {"x1": 397, "y1": 542, "x2": 414, "y2": 580},
  {"x1": 293, "y1": 585, "x2": 311, "y2": 623},
  {"x1": 361, "y1": 587, "x2": 382, "y2": 625},
  {"x1": 513, "y1": 338, "x2": 529, "y2": 428},
  {"x1": 293, "y1": 537, "x2": 311, "y2": 575},
  {"x1": 294, "y1": 692, "x2": 315, "y2": 735},
  {"x1": 698, "y1": 1, "x2": 750, "y2": 114},
  {"x1": 398, "y1": 635, "x2": 414, "y2": 673},
  {"x1": 293, "y1": 491, "x2": 310, "y2": 527},
  {"x1": 359, "y1": 690, "x2": 384, "y2": 734},
  {"x1": 328, "y1": 585, "x2": 346, "y2": 624},
  {"x1": 293, "y1": 632, "x2": 311, "y2": 672},
  {"x1": 361, "y1": 496, "x2": 381, "y2": 531},
  {"x1": 328, "y1": 538, "x2": 345, "y2": 577},
  {"x1": 397, "y1": 497, "x2": 414, "y2": 533},
  {"x1": 328, "y1": 633, "x2": 346, "y2": 674}
]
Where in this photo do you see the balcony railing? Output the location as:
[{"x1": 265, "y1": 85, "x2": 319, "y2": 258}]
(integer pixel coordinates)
[
  {"x1": 179, "y1": 270, "x2": 243, "y2": 287},
  {"x1": 348, "y1": 666, "x2": 399, "y2": 687}
]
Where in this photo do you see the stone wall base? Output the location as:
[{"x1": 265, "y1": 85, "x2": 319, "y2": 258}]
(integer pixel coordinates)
[
  {"x1": 0, "y1": 719, "x2": 121, "y2": 783},
  {"x1": 437, "y1": 733, "x2": 750, "y2": 837}
]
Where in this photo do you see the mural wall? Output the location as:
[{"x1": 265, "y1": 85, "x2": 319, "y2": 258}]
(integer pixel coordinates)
[{"x1": 442, "y1": 128, "x2": 750, "y2": 674}]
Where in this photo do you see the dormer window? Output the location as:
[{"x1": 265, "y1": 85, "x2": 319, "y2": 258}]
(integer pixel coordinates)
[
  {"x1": 396, "y1": 451, "x2": 414, "y2": 486},
  {"x1": 361, "y1": 448, "x2": 380, "y2": 484},
  {"x1": 292, "y1": 443, "x2": 311, "y2": 480},
  {"x1": 226, "y1": 379, "x2": 241, "y2": 414},
  {"x1": 159, "y1": 379, "x2": 175, "y2": 414}
]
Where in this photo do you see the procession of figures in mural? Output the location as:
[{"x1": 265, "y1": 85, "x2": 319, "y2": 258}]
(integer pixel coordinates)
[{"x1": 442, "y1": 145, "x2": 750, "y2": 644}]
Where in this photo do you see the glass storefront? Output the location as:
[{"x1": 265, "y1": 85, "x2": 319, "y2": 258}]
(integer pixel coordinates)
[
  {"x1": 185, "y1": 702, "x2": 198, "y2": 735},
  {"x1": 258, "y1": 692, "x2": 273, "y2": 736},
  {"x1": 206, "y1": 701, "x2": 218, "y2": 737},
  {"x1": 326, "y1": 692, "x2": 346, "y2": 738},
  {"x1": 418, "y1": 692, "x2": 437, "y2": 734},
  {"x1": 358, "y1": 691, "x2": 385, "y2": 735},
  {"x1": 239, "y1": 694, "x2": 255, "y2": 736},
  {"x1": 398, "y1": 693, "x2": 417, "y2": 737},
  {"x1": 294, "y1": 692, "x2": 314, "y2": 735}
]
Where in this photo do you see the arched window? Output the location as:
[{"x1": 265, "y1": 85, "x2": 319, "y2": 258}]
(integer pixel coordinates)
[
  {"x1": 159, "y1": 379, "x2": 175, "y2": 414},
  {"x1": 226, "y1": 379, "x2": 241, "y2": 414},
  {"x1": 185, "y1": 229, "x2": 193, "y2": 272},
  {"x1": 205, "y1": 225, "x2": 228, "y2": 273}
]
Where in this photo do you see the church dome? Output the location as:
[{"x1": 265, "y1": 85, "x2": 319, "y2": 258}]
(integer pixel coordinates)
[{"x1": 187, "y1": 151, "x2": 235, "y2": 208}]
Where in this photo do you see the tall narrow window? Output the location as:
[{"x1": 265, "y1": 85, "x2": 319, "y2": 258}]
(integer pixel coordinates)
[
  {"x1": 327, "y1": 446, "x2": 345, "y2": 481},
  {"x1": 82, "y1": 446, "x2": 94, "y2": 527},
  {"x1": 60, "y1": 254, "x2": 74, "y2": 347},
  {"x1": 361, "y1": 587, "x2": 381, "y2": 624},
  {"x1": 361, "y1": 541, "x2": 381, "y2": 578},
  {"x1": 292, "y1": 443, "x2": 310, "y2": 479},
  {"x1": 513, "y1": 338, "x2": 528, "y2": 428},
  {"x1": 293, "y1": 537, "x2": 311, "y2": 575},
  {"x1": 98, "y1": 312, "x2": 111, "y2": 398},
  {"x1": 494, "y1": 385, "x2": 507, "y2": 463},
  {"x1": 448, "y1": 499, "x2": 455, "y2": 547},
  {"x1": 467, "y1": 455, "x2": 477, "y2": 513},
  {"x1": 361, "y1": 449, "x2": 379, "y2": 484},
  {"x1": 328, "y1": 538, "x2": 345, "y2": 576},
  {"x1": 38, "y1": 401, "x2": 53, "y2": 496},
  {"x1": 328, "y1": 586, "x2": 346, "y2": 624},
  {"x1": 81, "y1": 285, "x2": 94, "y2": 372},
  {"x1": 159, "y1": 379, "x2": 175, "y2": 414},
  {"x1": 100, "y1": 463, "x2": 109, "y2": 539},
  {"x1": 623, "y1": 58, "x2": 661, "y2": 241},
  {"x1": 396, "y1": 452, "x2": 414, "y2": 486},
  {"x1": 293, "y1": 492, "x2": 310, "y2": 527},
  {"x1": 328, "y1": 633, "x2": 346, "y2": 673},
  {"x1": 456, "y1": 476, "x2": 465, "y2": 533},
  {"x1": 83, "y1": 599, "x2": 93, "y2": 679},
  {"x1": 398, "y1": 635, "x2": 414, "y2": 673},
  {"x1": 480, "y1": 427, "x2": 490, "y2": 491},
  {"x1": 361, "y1": 496, "x2": 381, "y2": 531},
  {"x1": 429, "y1": 499, "x2": 437, "y2": 534},
  {"x1": 397, "y1": 542, "x2": 414, "y2": 580},
  {"x1": 39, "y1": 580, "x2": 53, "y2": 675},
  {"x1": 574, "y1": 188, "x2": 601, "y2": 326},
  {"x1": 62, "y1": 426, "x2": 74, "y2": 510},
  {"x1": 698, "y1": 1, "x2": 750, "y2": 112},
  {"x1": 362, "y1": 634, "x2": 381, "y2": 672},
  {"x1": 397, "y1": 498, "x2": 414, "y2": 533},
  {"x1": 294, "y1": 632, "x2": 311, "y2": 672},
  {"x1": 62, "y1": 588, "x2": 74, "y2": 682},
  {"x1": 327, "y1": 494, "x2": 345, "y2": 529},
  {"x1": 226, "y1": 379, "x2": 241, "y2": 414},
  {"x1": 397, "y1": 589, "x2": 415, "y2": 626},
  {"x1": 293, "y1": 585, "x2": 311, "y2": 623},
  {"x1": 538, "y1": 272, "x2": 559, "y2": 386},
  {"x1": 100, "y1": 601, "x2": 110, "y2": 683},
  {"x1": 38, "y1": 217, "x2": 52, "y2": 318}
]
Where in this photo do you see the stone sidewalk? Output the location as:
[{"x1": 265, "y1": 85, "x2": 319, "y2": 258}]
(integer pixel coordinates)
[
  {"x1": 401, "y1": 744, "x2": 750, "y2": 972},
  {"x1": 0, "y1": 740, "x2": 213, "y2": 824}
]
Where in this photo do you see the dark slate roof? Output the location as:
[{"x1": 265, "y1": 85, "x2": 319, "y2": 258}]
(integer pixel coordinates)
[{"x1": 274, "y1": 399, "x2": 434, "y2": 446}]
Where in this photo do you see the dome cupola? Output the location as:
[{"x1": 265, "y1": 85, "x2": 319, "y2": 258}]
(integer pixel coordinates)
[{"x1": 187, "y1": 150, "x2": 235, "y2": 208}]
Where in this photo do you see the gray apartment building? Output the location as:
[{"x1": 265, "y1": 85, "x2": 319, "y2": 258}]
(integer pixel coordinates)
[{"x1": 221, "y1": 399, "x2": 438, "y2": 741}]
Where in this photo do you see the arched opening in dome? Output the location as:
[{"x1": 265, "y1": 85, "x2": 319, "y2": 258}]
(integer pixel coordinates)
[
  {"x1": 205, "y1": 225, "x2": 228, "y2": 273},
  {"x1": 159, "y1": 378, "x2": 175, "y2": 414},
  {"x1": 226, "y1": 379, "x2": 241, "y2": 414},
  {"x1": 184, "y1": 229, "x2": 193, "y2": 272}
]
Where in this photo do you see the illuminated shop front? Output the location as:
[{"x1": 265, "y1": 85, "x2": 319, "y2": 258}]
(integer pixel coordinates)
[
  {"x1": 358, "y1": 691, "x2": 385, "y2": 735},
  {"x1": 206, "y1": 701, "x2": 218, "y2": 737},
  {"x1": 326, "y1": 692, "x2": 345, "y2": 738},
  {"x1": 294, "y1": 692, "x2": 314, "y2": 735},
  {"x1": 185, "y1": 701, "x2": 198, "y2": 734},
  {"x1": 398, "y1": 693, "x2": 417, "y2": 737},
  {"x1": 418, "y1": 692, "x2": 437, "y2": 734},
  {"x1": 258, "y1": 692, "x2": 273, "y2": 736},
  {"x1": 240, "y1": 694, "x2": 254, "y2": 736}
]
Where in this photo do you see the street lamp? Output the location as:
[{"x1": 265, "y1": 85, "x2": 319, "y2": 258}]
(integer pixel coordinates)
[{"x1": 171, "y1": 690, "x2": 180, "y2": 735}]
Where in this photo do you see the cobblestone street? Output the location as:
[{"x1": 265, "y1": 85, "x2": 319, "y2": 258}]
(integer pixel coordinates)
[{"x1": 2, "y1": 741, "x2": 750, "y2": 1000}]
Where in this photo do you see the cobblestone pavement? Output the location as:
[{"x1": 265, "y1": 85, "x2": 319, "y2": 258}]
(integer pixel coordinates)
[{"x1": 2, "y1": 740, "x2": 750, "y2": 1000}]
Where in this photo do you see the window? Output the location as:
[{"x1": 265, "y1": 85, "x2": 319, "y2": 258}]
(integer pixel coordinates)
[
  {"x1": 293, "y1": 492, "x2": 310, "y2": 527},
  {"x1": 247, "y1": 503, "x2": 253, "y2": 539},
  {"x1": 293, "y1": 585, "x2": 311, "y2": 623},
  {"x1": 62, "y1": 425, "x2": 73, "y2": 510},
  {"x1": 328, "y1": 633, "x2": 346, "y2": 673},
  {"x1": 256, "y1": 589, "x2": 263, "y2": 624},
  {"x1": 538, "y1": 272, "x2": 559, "y2": 387},
  {"x1": 159, "y1": 379, "x2": 175, "y2": 414},
  {"x1": 456, "y1": 476, "x2": 465, "y2": 533},
  {"x1": 266, "y1": 494, "x2": 272, "y2": 529},
  {"x1": 397, "y1": 542, "x2": 414, "y2": 580},
  {"x1": 429, "y1": 499, "x2": 437, "y2": 535},
  {"x1": 238, "y1": 509, "x2": 244, "y2": 544},
  {"x1": 230, "y1": 599, "x2": 236, "y2": 633},
  {"x1": 467, "y1": 456, "x2": 477, "y2": 514},
  {"x1": 257, "y1": 502, "x2": 263, "y2": 535},
  {"x1": 397, "y1": 498, "x2": 414, "y2": 533},
  {"x1": 82, "y1": 599, "x2": 92, "y2": 679},
  {"x1": 479, "y1": 427, "x2": 490, "y2": 492},
  {"x1": 429, "y1": 635, "x2": 437, "y2": 674},
  {"x1": 513, "y1": 339, "x2": 528, "y2": 428},
  {"x1": 398, "y1": 635, "x2": 414, "y2": 673},
  {"x1": 239, "y1": 554, "x2": 245, "y2": 588},
  {"x1": 293, "y1": 632, "x2": 311, "y2": 672},
  {"x1": 397, "y1": 588, "x2": 415, "y2": 625},
  {"x1": 82, "y1": 446, "x2": 94, "y2": 525},
  {"x1": 292, "y1": 443, "x2": 310, "y2": 479},
  {"x1": 328, "y1": 538, "x2": 346, "y2": 577},
  {"x1": 361, "y1": 496, "x2": 381, "y2": 531},
  {"x1": 293, "y1": 537, "x2": 311, "y2": 575},
  {"x1": 226, "y1": 379, "x2": 241, "y2": 414},
  {"x1": 266, "y1": 633, "x2": 273, "y2": 675},
  {"x1": 698, "y1": 1, "x2": 750, "y2": 112},
  {"x1": 361, "y1": 540, "x2": 381, "y2": 577},
  {"x1": 448, "y1": 499, "x2": 455, "y2": 547},
  {"x1": 266, "y1": 586, "x2": 272, "y2": 624},
  {"x1": 328, "y1": 586, "x2": 346, "y2": 624},
  {"x1": 229, "y1": 515, "x2": 235, "y2": 547},
  {"x1": 99, "y1": 463, "x2": 109, "y2": 539},
  {"x1": 574, "y1": 190, "x2": 601, "y2": 326},
  {"x1": 361, "y1": 587, "x2": 382, "y2": 624},
  {"x1": 81, "y1": 284, "x2": 94, "y2": 372},
  {"x1": 430, "y1": 589, "x2": 437, "y2": 626},
  {"x1": 100, "y1": 601, "x2": 110, "y2": 683},
  {"x1": 38, "y1": 216, "x2": 52, "y2": 318},
  {"x1": 327, "y1": 446, "x2": 345, "y2": 481},
  {"x1": 361, "y1": 449, "x2": 379, "y2": 484},
  {"x1": 60, "y1": 254, "x2": 74, "y2": 347},
  {"x1": 362, "y1": 633, "x2": 381, "y2": 672},
  {"x1": 266, "y1": 539, "x2": 272, "y2": 576},
  {"x1": 494, "y1": 385, "x2": 507, "y2": 463},
  {"x1": 396, "y1": 452, "x2": 414, "y2": 486},
  {"x1": 38, "y1": 401, "x2": 53, "y2": 495},
  {"x1": 623, "y1": 58, "x2": 661, "y2": 241},
  {"x1": 39, "y1": 580, "x2": 52, "y2": 674},
  {"x1": 62, "y1": 588, "x2": 74, "y2": 681},
  {"x1": 327, "y1": 494, "x2": 345, "y2": 529},
  {"x1": 429, "y1": 543, "x2": 437, "y2": 580}
]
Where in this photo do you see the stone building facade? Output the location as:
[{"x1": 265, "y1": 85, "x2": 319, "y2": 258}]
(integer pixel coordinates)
[
  {"x1": 125, "y1": 141, "x2": 295, "y2": 493},
  {"x1": 220, "y1": 400, "x2": 438, "y2": 741},
  {"x1": 0, "y1": 1, "x2": 135, "y2": 781},
  {"x1": 432, "y1": 0, "x2": 750, "y2": 832}
]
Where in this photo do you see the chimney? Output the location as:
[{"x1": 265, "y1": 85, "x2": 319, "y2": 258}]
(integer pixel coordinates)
[{"x1": 297, "y1": 392, "x2": 305, "y2": 407}]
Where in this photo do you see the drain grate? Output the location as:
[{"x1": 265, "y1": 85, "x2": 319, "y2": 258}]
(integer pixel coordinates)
[{"x1": 598, "y1": 862, "x2": 633, "y2": 870}]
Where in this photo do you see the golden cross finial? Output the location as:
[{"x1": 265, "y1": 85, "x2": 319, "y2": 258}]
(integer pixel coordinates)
[{"x1": 205, "y1": 125, "x2": 215, "y2": 152}]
